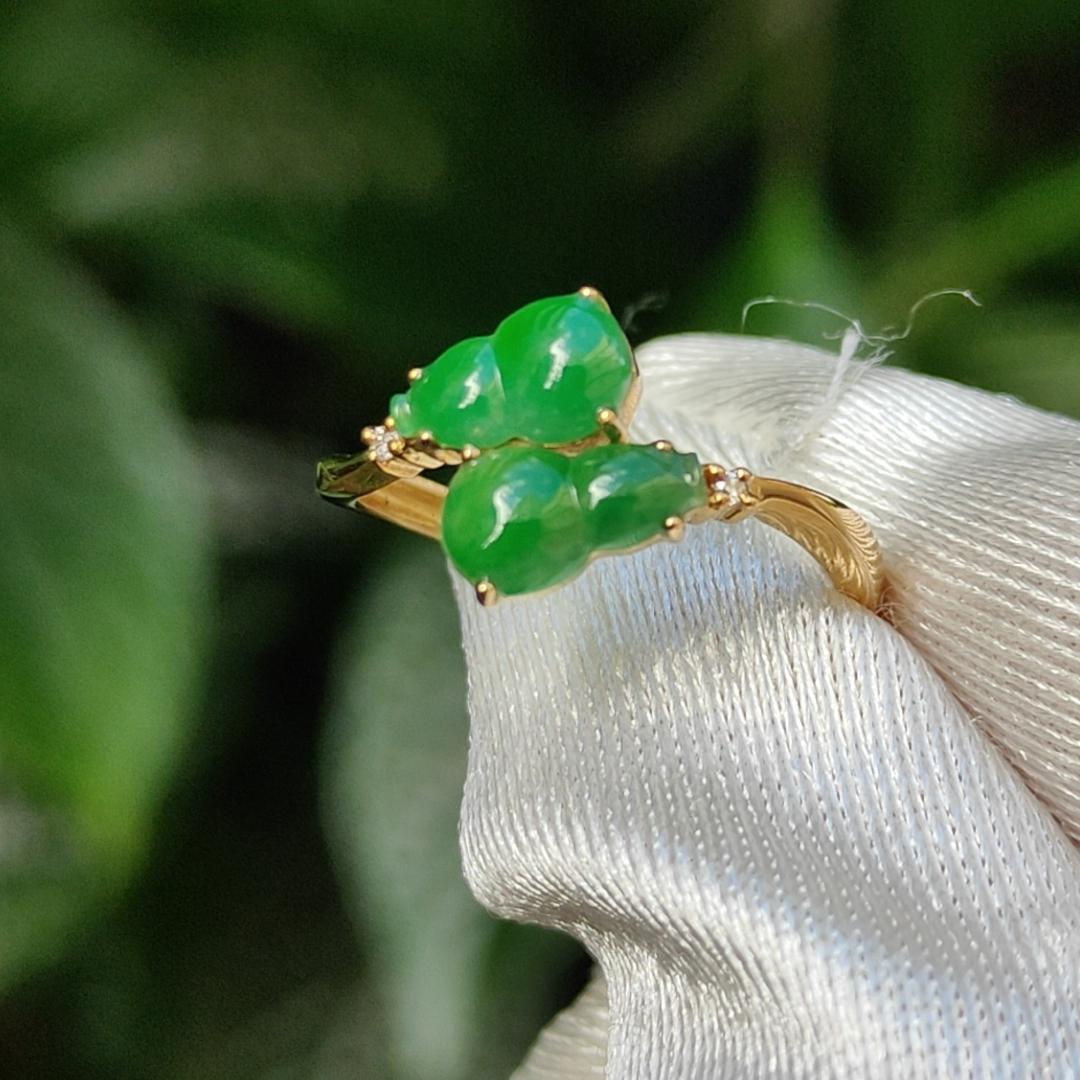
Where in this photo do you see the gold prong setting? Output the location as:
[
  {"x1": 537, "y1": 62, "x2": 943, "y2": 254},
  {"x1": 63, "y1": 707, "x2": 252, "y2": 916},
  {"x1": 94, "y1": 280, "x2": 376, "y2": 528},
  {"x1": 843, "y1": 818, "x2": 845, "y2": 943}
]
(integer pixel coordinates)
[
  {"x1": 360, "y1": 418, "x2": 466, "y2": 474},
  {"x1": 577, "y1": 284, "x2": 607, "y2": 311},
  {"x1": 475, "y1": 579, "x2": 498, "y2": 607},
  {"x1": 596, "y1": 405, "x2": 630, "y2": 444},
  {"x1": 663, "y1": 515, "x2": 686, "y2": 542},
  {"x1": 705, "y1": 464, "x2": 752, "y2": 519},
  {"x1": 362, "y1": 421, "x2": 406, "y2": 464}
]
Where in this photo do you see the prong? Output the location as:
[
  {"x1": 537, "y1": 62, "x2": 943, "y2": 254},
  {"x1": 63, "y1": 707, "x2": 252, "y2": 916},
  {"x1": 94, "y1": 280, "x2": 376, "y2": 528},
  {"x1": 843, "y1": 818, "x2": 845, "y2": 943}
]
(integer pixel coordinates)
[
  {"x1": 407, "y1": 367, "x2": 424, "y2": 384},
  {"x1": 383, "y1": 416, "x2": 396, "y2": 429},
  {"x1": 703, "y1": 464, "x2": 753, "y2": 517},
  {"x1": 461, "y1": 443, "x2": 481, "y2": 462},
  {"x1": 418, "y1": 430, "x2": 435, "y2": 445},
  {"x1": 652, "y1": 439, "x2": 673, "y2": 453},
  {"x1": 361, "y1": 425, "x2": 378, "y2": 444},
  {"x1": 577, "y1": 285, "x2": 610, "y2": 313},
  {"x1": 475, "y1": 580, "x2": 498, "y2": 607},
  {"x1": 708, "y1": 478, "x2": 735, "y2": 512},
  {"x1": 663, "y1": 515, "x2": 686, "y2": 542},
  {"x1": 703, "y1": 463, "x2": 727, "y2": 512},
  {"x1": 596, "y1": 406, "x2": 626, "y2": 443}
]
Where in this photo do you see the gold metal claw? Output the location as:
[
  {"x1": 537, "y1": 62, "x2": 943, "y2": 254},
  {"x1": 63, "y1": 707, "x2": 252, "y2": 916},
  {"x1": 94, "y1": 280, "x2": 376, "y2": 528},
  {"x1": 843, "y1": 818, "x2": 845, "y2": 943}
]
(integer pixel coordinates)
[
  {"x1": 577, "y1": 285, "x2": 607, "y2": 310},
  {"x1": 663, "y1": 515, "x2": 686, "y2": 542},
  {"x1": 597, "y1": 406, "x2": 627, "y2": 444},
  {"x1": 475, "y1": 580, "x2": 498, "y2": 607}
]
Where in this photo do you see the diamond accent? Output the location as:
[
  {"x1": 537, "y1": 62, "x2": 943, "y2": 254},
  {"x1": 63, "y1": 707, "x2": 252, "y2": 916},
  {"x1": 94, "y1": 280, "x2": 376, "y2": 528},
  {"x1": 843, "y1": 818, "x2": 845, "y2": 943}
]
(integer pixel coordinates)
[
  {"x1": 365, "y1": 424, "x2": 404, "y2": 463},
  {"x1": 709, "y1": 467, "x2": 749, "y2": 516}
]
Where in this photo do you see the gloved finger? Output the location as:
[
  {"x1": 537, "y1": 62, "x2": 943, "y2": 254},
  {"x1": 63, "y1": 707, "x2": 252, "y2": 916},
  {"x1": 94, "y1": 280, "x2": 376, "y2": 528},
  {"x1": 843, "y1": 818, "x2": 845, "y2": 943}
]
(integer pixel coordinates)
[
  {"x1": 511, "y1": 973, "x2": 607, "y2": 1079},
  {"x1": 453, "y1": 333, "x2": 1080, "y2": 1077},
  {"x1": 634, "y1": 333, "x2": 1080, "y2": 844},
  {"x1": 454, "y1": 472, "x2": 1080, "y2": 1077}
]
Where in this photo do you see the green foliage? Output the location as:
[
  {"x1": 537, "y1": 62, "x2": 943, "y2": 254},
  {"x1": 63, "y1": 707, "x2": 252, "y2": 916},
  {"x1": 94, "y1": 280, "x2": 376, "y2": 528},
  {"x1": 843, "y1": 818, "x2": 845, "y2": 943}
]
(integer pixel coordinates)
[
  {"x1": 0, "y1": 0, "x2": 1078, "y2": 1075},
  {"x1": 323, "y1": 540, "x2": 580, "y2": 1079},
  {"x1": 0, "y1": 220, "x2": 210, "y2": 987}
]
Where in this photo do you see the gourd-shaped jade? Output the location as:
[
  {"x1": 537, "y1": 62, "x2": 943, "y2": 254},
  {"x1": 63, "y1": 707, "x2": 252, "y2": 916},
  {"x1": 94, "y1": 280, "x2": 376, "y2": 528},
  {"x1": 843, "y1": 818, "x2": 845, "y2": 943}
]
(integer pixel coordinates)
[
  {"x1": 441, "y1": 444, "x2": 706, "y2": 596},
  {"x1": 389, "y1": 291, "x2": 635, "y2": 448}
]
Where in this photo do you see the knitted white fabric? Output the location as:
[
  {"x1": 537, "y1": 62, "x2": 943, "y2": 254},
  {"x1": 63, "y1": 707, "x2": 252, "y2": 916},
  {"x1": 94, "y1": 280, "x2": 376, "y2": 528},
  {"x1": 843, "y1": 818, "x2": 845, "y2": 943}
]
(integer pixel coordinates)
[{"x1": 451, "y1": 334, "x2": 1080, "y2": 1079}]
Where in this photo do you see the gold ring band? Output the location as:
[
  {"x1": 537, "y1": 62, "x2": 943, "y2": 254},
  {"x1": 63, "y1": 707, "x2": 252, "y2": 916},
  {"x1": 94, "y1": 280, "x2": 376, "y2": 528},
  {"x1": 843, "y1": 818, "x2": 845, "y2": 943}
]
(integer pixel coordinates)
[{"x1": 317, "y1": 452, "x2": 886, "y2": 610}]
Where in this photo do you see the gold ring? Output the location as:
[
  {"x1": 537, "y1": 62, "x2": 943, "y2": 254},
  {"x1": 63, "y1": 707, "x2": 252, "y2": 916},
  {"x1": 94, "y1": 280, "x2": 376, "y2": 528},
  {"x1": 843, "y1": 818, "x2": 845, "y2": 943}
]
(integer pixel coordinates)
[{"x1": 317, "y1": 289, "x2": 885, "y2": 610}]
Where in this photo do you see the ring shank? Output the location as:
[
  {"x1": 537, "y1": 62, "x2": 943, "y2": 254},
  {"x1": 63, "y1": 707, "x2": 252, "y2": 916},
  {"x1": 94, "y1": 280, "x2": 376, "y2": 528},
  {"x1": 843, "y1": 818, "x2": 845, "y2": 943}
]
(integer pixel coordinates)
[
  {"x1": 744, "y1": 476, "x2": 885, "y2": 611},
  {"x1": 356, "y1": 476, "x2": 446, "y2": 542},
  {"x1": 324, "y1": 465, "x2": 885, "y2": 612}
]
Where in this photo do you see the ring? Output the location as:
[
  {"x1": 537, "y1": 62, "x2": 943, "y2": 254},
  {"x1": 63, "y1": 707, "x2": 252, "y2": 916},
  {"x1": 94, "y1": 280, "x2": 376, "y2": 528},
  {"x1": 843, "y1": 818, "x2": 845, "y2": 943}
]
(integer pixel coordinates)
[{"x1": 316, "y1": 288, "x2": 885, "y2": 610}]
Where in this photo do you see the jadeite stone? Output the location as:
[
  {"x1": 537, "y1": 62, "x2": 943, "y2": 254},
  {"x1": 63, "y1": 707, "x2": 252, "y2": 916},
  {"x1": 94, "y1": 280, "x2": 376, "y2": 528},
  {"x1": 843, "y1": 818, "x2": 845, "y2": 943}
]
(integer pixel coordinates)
[
  {"x1": 573, "y1": 443, "x2": 703, "y2": 551},
  {"x1": 441, "y1": 445, "x2": 705, "y2": 595},
  {"x1": 389, "y1": 292, "x2": 634, "y2": 448},
  {"x1": 441, "y1": 448, "x2": 588, "y2": 597}
]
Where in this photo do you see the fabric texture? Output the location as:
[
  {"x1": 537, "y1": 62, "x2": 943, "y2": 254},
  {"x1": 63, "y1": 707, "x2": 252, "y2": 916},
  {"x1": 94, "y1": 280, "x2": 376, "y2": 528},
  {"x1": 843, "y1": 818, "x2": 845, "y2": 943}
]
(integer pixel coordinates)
[{"x1": 451, "y1": 333, "x2": 1080, "y2": 1078}]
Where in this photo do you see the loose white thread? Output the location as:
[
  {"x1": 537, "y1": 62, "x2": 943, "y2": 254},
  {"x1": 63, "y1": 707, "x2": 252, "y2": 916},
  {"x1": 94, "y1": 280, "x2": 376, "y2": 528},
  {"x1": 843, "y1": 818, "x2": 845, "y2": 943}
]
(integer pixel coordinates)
[{"x1": 740, "y1": 290, "x2": 981, "y2": 470}]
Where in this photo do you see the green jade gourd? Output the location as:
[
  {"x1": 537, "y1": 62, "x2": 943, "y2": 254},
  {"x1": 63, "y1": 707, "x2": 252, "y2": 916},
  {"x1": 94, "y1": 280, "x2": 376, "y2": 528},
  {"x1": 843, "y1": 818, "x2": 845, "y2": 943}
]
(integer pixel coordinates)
[
  {"x1": 441, "y1": 444, "x2": 707, "y2": 596},
  {"x1": 389, "y1": 291, "x2": 635, "y2": 449}
]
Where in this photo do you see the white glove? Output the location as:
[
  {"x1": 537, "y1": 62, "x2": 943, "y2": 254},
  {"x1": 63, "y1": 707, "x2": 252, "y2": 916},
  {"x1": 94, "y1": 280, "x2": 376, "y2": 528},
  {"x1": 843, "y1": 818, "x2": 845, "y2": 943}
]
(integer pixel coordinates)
[{"x1": 450, "y1": 333, "x2": 1080, "y2": 1079}]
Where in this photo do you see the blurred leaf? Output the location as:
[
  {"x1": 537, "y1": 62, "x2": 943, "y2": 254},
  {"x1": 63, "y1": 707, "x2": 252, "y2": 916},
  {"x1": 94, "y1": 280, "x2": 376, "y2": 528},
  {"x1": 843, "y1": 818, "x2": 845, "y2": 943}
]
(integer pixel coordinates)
[
  {"x1": 865, "y1": 155, "x2": 1080, "y2": 319},
  {"x1": 0, "y1": 1, "x2": 173, "y2": 190},
  {"x1": 322, "y1": 540, "x2": 582, "y2": 1080},
  {"x1": 689, "y1": 173, "x2": 855, "y2": 337},
  {"x1": 609, "y1": 2, "x2": 753, "y2": 179},
  {"x1": 0, "y1": 219, "x2": 211, "y2": 987},
  {"x1": 683, "y1": 0, "x2": 853, "y2": 339},
  {"x1": 47, "y1": 61, "x2": 446, "y2": 222},
  {"x1": 908, "y1": 304, "x2": 1080, "y2": 418},
  {"x1": 101, "y1": 208, "x2": 358, "y2": 341}
]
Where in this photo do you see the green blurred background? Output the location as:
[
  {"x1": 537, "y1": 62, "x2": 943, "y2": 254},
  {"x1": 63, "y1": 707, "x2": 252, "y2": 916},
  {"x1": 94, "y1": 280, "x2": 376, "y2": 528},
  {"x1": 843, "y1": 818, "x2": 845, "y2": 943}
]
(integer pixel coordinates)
[{"x1": 2, "y1": 1, "x2": 1078, "y2": 1076}]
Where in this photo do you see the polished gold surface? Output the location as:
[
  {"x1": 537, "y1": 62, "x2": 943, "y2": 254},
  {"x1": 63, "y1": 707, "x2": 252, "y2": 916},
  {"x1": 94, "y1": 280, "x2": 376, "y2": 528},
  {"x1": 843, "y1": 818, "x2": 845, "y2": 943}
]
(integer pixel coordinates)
[
  {"x1": 356, "y1": 476, "x2": 446, "y2": 541},
  {"x1": 721, "y1": 474, "x2": 884, "y2": 610}
]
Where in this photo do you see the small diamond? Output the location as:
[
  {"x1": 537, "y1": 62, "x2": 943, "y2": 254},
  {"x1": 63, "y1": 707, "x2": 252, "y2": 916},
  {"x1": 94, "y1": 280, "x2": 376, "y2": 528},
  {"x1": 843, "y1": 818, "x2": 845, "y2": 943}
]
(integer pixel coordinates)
[
  {"x1": 365, "y1": 425, "x2": 404, "y2": 462},
  {"x1": 709, "y1": 467, "x2": 749, "y2": 514}
]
